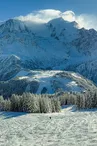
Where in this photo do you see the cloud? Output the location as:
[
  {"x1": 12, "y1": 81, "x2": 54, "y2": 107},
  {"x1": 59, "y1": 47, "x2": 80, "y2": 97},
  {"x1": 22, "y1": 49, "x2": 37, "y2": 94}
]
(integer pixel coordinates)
[
  {"x1": 76, "y1": 14, "x2": 97, "y2": 30},
  {"x1": 62, "y1": 11, "x2": 76, "y2": 22},
  {"x1": 16, "y1": 9, "x2": 61, "y2": 23},
  {"x1": 16, "y1": 9, "x2": 97, "y2": 30}
]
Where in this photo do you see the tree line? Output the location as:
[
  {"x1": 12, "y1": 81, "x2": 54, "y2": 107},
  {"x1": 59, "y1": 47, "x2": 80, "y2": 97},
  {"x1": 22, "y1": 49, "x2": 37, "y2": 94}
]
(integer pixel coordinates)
[
  {"x1": 76, "y1": 91, "x2": 97, "y2": 109},
  {"x1": 58, "y1": 91, "x2": 97, "y2": 109},
  {"x1": 0, "y1": 93, "x2": 61, "y2": 113},
  {"x1": 0, "y1": 91, "x2": 97, "y2": 113}
]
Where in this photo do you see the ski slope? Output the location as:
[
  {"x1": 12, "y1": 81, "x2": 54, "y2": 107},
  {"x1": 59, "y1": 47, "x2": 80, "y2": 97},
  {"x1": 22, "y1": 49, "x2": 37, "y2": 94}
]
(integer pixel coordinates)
[{"x1": 0, "y1": 106, "x2": 97, "y2": 146}]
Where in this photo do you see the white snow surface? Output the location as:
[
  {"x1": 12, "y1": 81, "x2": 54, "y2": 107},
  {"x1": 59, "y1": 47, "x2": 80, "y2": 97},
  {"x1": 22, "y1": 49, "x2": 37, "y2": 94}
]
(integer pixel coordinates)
[
  {"x1": 15, "y1": 70, "x2": 85, "y2": 93},
  {"x1": 0, "y1": 106, "x2": 97, "y2": 146},
  {"x1": 72, "y1": 73, "x2": 82, "y2": 79}
]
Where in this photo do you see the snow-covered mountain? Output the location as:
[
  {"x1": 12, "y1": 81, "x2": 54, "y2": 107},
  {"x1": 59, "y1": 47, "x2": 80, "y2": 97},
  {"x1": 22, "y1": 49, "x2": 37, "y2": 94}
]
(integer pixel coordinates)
[
  {"x1": 0, "y1": 55, "x2": 95, "y2": 96},
  {"x1": 0, "y1": 70, "x2": 96, "y2": 97},
  {"x1": 0, "y1": 17, "x2": 97, "y2": 84}
]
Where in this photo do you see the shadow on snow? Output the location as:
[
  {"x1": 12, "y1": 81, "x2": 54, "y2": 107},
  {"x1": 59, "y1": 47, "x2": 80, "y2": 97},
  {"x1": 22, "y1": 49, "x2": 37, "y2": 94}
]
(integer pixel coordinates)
[{"x1": 0, "y1": 112, "x2": 27, "y2": 119}]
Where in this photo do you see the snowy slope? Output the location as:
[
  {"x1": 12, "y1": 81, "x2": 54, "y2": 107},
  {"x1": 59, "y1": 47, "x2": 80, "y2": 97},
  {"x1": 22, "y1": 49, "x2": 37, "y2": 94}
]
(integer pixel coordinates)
[
  {"x1": 17, "y1": 70, "x2": 96, "y2": 93},
  {"x1": 17, "y1": 70, "x2": 85, "y2": 93},
  {"x1": 0, "y1": 106, "x2": 97, "y2": 146},
  {"x1": 0, "y1": 55, "x2": 21, "y2": 81},
  {"x1": 0, "y1": 70, "x2": 96, "y2": 97},
  {"x1": 0, "y1": 54, "x2": 95, "y2": 96}
]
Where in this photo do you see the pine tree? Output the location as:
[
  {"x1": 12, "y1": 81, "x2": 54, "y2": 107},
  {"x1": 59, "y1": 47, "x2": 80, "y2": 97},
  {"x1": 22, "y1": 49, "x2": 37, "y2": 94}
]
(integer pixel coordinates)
[
  {"x1": 10, "y1": 94, "x2": 20, "y2": 111},
  {"x1": 0, "y1": 96, "x2": 4, "y2": 111}
]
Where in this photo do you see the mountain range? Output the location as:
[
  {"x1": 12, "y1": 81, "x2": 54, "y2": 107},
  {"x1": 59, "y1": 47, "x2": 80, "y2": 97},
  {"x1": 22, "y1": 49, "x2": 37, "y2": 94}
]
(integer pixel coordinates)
[{"x1": 0, "y1": 16, "x2": 97, "y2": 95}]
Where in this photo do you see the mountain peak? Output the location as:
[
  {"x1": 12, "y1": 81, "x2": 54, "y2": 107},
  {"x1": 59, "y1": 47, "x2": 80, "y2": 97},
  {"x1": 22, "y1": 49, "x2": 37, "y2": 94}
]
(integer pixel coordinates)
[
  {"x1": 0, "y1": 18, "x2": 26, "y2": 32},
  {"x1": 47, "y1": 17, "x2": 79, "y2": 31}
]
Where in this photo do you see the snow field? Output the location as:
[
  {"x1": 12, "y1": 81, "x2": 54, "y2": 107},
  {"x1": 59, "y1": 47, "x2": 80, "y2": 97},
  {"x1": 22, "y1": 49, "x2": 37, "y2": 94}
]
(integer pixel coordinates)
[{"x1": 0, "y1": 106, "x2": 97, "y2": 146}]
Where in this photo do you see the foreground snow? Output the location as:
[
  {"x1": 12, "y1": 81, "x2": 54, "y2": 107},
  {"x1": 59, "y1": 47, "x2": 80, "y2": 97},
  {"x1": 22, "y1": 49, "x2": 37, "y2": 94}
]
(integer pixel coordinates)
[{"x1": 0, "y1": 106, "x2": 97, "y2": 146}]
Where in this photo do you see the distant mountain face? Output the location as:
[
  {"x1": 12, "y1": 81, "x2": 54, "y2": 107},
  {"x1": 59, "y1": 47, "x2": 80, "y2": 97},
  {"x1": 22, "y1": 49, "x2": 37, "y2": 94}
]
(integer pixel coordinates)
[{"x1": 0, "y1": 17, "x2": 97, "y2": 84}]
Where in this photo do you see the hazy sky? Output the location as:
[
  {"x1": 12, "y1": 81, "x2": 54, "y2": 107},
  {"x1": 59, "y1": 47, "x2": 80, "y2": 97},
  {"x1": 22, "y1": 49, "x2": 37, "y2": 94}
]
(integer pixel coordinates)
[{"x1": 0, "y1": 0, "x2": 97, "y2": 20}]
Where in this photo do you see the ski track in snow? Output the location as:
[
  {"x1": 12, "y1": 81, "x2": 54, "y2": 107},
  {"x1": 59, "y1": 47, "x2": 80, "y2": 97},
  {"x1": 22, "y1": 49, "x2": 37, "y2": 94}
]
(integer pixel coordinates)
[{"x1": 0, "y1": 107, "x2": 97, "y2": 146}]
